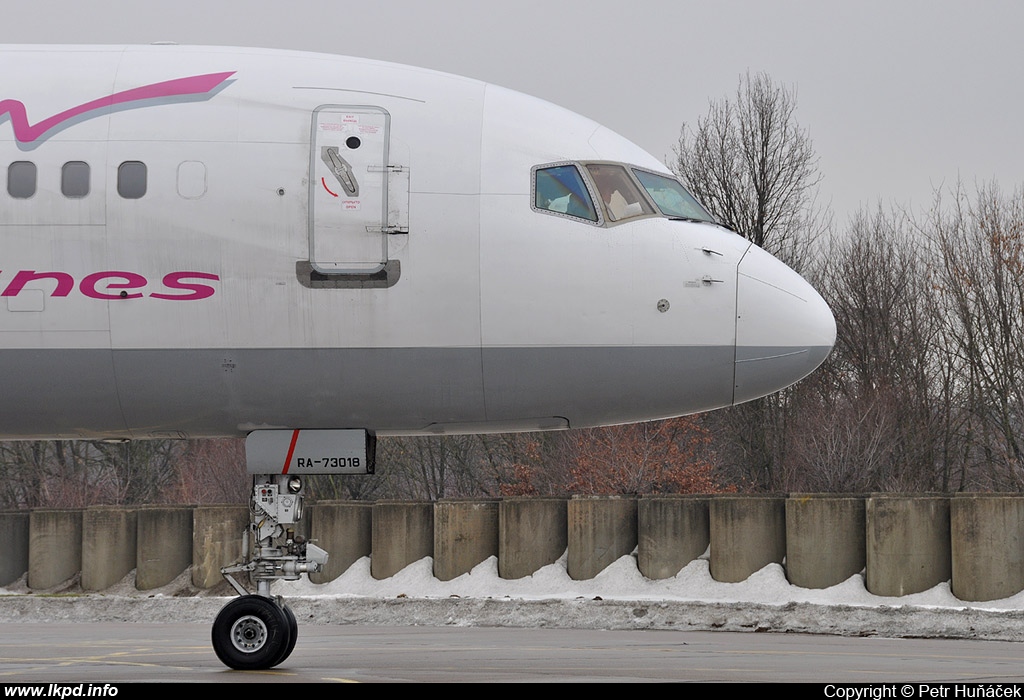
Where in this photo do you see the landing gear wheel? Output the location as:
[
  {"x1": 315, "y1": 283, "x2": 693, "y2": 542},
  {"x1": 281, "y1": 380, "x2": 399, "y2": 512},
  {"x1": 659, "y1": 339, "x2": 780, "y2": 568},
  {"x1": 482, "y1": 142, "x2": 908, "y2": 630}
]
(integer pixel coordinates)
[
  {"x1": 273, "y1": 604, "x2": 298, "y2": 667},
  {"x1": 212, "y1": 595, "x2": 292, "y2": 670}
]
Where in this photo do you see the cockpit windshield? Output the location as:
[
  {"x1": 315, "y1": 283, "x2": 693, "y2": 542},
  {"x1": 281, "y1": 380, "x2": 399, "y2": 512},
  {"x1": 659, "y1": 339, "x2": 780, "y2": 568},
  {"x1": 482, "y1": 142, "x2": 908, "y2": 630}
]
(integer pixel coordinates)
[
  {"x1": 631, "y1": 169, "x2": 716, "y2": 223},
  {"x1": 534, "y1": 164, "x2": 599, "y2": 222},
  {"x1": 530, "y1": 160, "x2": 722, "y2": 230},
  {"x1": 584, "y1": 163, "x2": 655, "y2": 222}
]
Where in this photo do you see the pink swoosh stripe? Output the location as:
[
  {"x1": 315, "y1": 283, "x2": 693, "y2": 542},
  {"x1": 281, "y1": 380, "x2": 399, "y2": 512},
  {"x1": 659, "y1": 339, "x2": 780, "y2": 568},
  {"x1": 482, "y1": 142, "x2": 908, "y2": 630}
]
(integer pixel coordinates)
[{"x1": 0, "y1": 71, "x2": 235, "y2": 143}]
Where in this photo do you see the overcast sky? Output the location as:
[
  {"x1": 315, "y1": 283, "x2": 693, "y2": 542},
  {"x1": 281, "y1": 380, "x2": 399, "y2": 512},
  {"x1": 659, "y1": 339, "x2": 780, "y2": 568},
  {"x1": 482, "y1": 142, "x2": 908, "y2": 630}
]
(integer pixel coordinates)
[{"x1": 4, "y1": 0, "x2": 1022, "y2": 223}]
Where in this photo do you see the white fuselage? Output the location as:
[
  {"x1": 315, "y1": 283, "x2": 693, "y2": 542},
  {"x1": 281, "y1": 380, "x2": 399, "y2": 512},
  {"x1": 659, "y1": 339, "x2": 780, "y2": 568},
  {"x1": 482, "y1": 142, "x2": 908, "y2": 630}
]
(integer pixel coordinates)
[{"x1": 0, "y1": 45, "x2": 835, "y2": 439}]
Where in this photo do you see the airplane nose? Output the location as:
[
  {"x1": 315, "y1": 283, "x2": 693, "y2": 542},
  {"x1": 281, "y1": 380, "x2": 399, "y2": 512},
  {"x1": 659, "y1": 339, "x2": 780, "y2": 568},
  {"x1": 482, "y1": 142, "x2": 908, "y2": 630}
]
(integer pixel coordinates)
[{"x1": 733, "y1": 245, "x2": 837, "y2": 404}]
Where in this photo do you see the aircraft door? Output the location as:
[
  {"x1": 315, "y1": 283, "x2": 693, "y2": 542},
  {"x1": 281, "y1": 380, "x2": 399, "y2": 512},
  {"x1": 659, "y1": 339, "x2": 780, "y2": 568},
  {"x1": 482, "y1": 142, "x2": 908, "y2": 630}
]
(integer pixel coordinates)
[{"x1": 309, "y1": 106, "x2": 390, "y2": 274}]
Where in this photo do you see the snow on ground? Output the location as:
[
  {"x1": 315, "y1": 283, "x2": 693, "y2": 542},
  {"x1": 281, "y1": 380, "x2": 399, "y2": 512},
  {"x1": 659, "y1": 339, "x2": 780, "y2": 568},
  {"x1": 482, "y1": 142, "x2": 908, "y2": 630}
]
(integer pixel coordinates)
[
  {"x1": 5, "y1": 551, "x2": 1024, "y2": 641},
  {"x1": 273, "y1": 552, "x2": 984, "y2": 609}
]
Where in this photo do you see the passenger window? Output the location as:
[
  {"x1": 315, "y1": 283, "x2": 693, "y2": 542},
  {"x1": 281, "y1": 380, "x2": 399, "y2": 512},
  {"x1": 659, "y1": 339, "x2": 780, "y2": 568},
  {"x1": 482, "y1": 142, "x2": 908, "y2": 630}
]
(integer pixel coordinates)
[
  {"x1": 117, "y1": 161, "x2": 147, "y2": 199},
  {"x1": 8, "y1": 161, "x2": 36, "y2": 199},
  {"x1": 533, "y1": 165, "x2": 598, "y2": 222},
  {"x1": 176, "y1": 160, "x2": 207, "y2": 199},
  {"x1": 584, "y1": 163, "x2": 655, "y2": 222},
  {"x1": 62, "y1": 161, "x2": 90, "y2": 198}
]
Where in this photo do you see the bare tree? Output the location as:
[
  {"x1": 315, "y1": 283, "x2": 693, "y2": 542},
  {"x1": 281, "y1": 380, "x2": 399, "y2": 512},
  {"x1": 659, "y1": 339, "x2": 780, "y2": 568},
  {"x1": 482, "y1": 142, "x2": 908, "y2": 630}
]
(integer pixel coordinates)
[
  {"x1": 928, "y1": 182, "x2": 1024, "y2": 490},
  {"x1": 0, "y1": 442, "x2": 51, "y2": 508},
  {"x1": 778, "y1": 184, "x2": 1024, "y2": 494},
  {"x1": 0, "y1": 438, "x2": 188, "y2": 508},
  {"x1": 787, "y1": 207, "x2": 947, "y2": 492},
  {"x1": 165, "y1": 439, "x2": 250, "y2": 504},
  {"x1": 673, "y1": 71, "x2": 828, "y2": 269}
]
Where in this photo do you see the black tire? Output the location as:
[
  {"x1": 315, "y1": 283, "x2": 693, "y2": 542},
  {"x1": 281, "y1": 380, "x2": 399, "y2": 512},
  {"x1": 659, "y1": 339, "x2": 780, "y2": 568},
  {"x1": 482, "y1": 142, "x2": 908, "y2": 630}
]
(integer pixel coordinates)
[
  {"x1": 212, "y1": 595, "x2": 292, "y2": 670},
  {"x1": 272, "y1": 604, "x2": 298, "y2": 667}
]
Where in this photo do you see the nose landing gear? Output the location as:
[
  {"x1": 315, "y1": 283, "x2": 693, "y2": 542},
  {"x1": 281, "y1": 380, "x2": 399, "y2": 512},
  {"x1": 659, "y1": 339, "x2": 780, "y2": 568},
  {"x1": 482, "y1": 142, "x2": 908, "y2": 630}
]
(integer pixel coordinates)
[
  {"x1": 212, "y1": 471, "x2": 325, "y2": 669},
  {"x1": 211, "y1": 429, "x2": 374, "y2": 670}
]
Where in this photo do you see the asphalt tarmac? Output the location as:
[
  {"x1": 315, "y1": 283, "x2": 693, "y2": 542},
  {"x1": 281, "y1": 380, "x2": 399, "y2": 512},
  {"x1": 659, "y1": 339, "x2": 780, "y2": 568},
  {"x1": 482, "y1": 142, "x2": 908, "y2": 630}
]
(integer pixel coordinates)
[{"x1": 2, "y1": 623, "x2": 1023, "y2": 683}]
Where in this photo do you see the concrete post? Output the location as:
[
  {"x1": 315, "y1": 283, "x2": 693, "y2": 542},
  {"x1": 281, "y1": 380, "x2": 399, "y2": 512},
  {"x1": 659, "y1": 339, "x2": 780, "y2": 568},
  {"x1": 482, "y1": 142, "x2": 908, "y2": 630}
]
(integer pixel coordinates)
[
  {"x1": 308, "y1": 501, "x2": 372, "y2": 584},
  {"x1": 434, "y1": 499, "x2": 499, "y2": 581},
  {"x1": 82, "y1": 506, "x2": 137, "y2": 592},
  {"x1": 371, "y1": 501, "x2": 433, "y2": 580},
  {"x1": 192, "y1": 505, "x2": 248, "y2": 589},
  {"x1": 638, "y1": 496, "x2": 709, "y2": 580},
  {"x1": 951, "y1": 494, "x2": 1024, "y2": 602},
  {"x1": 866, "y1": 495, "x2": 950, "y2": 597},
  {"x1": 709, "y1": 495, "x2": 786, "y2": 583},
  {"x1": 498, "y1": 497, "x2": 567, "y2": 579},
  {"x1": 136, "y1": 506, "x2": 193, "y2": 590},
  {"x1": 0, "y1": 511, "x2": 29, "y2": 586},
  {"x1": 786, "y1": 494, "x2": 866, "y2": 589},
  {"x1": 28, "y1": 509, "x2": 82, "y2": 590},
  {"x1": 568, "y1": 495, "x2": 637, "y2": 580}
]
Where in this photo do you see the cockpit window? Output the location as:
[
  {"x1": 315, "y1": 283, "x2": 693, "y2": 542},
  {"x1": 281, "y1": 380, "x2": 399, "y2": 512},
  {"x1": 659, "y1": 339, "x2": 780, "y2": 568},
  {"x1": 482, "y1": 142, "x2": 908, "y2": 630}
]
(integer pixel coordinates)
[
  {"x1": 533, "y1": 164, "x2": 599, "y2": 222},
  {"x1": 632, "y1": 168, "x2": 716, "y2": 223},
  {"x1": 531, "y1": 160, "x2": 723, "y2": 231},
  {"x1": 584, "y1": 163, "x2": 655, "y2": 222}
]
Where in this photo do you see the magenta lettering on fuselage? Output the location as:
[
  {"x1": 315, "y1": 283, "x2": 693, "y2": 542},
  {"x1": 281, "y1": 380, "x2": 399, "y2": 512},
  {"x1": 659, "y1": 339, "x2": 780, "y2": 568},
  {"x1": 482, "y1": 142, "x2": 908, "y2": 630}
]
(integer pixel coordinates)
[{"x1": 0, "y1": 270, "x2": 219, "y2": 300}]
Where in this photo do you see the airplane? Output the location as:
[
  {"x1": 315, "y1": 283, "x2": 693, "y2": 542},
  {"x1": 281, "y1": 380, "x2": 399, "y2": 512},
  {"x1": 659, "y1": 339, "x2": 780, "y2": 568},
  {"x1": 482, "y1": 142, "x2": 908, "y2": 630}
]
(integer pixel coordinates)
[{"x1": 0, "y1": 44, "x2": 836, "y2": 669}]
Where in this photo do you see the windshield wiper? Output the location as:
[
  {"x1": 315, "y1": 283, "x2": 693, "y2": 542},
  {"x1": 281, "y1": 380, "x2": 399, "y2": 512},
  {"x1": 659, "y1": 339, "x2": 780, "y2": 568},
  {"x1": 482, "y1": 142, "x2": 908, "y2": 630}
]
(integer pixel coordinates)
[{"x1": 668, "y1": 216, "x2": 738, "y2": 234}]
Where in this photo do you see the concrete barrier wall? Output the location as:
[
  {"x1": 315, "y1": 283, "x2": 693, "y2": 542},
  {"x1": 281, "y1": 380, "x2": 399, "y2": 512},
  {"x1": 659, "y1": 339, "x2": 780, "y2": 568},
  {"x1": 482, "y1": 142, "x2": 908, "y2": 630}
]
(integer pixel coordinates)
[
  {"x1": 136, "y1": 506, "x2": 193, "y2": 590},
  {"x1": 371, "y1": 501, "x2": 433, "y2": 580},
  {"x1": 498, "y1": 497, "x2": 567, "y2": 579},
  {"x1": 309, "y1": 501, "x2": 372, "y2": 584},
  {"x1": 82, "y1": 507, "x2": 137, "y2": 592},
  {"x1": 638, "y1": 496, "x2": 709, "y2": 580},
  {"x1": 568, "y1": 496, "x2": 637, "y2": 581},
  {"x1": 434, "y1": 499, "x2": 499, "y2": 581},
  {"x1": 951, "y1": 494, "x2": 1024, "y2": 602},
  {"x1": 710, "y1": 495, "x2": 786, "y2": 583},
  {"x1": 16, "y1": 494, "x2": 1024, "y2": 598},
  {"x1": 866, "y1": 495, "x2": 950, "y2": 597},
  {"x1": 786, "y1": 494, "x2": 866, "y2": 589},
  {"x1": 28, "y1": 509, "x2": 82, "y2": 590},
  {"x1": 192, "y1": 505, "x2": 248, "y2": 589},
  {"x1": 0, "y1": 511, "x2": 29, "y2": 586}
]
